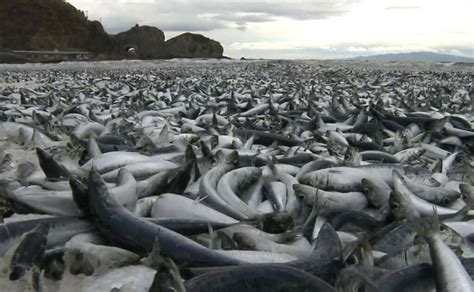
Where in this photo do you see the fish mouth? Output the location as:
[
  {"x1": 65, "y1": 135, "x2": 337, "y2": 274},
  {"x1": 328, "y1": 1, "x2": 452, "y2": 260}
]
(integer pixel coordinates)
[{"x1": 9, "y1": 265, "x2": 26, "y2": 281}]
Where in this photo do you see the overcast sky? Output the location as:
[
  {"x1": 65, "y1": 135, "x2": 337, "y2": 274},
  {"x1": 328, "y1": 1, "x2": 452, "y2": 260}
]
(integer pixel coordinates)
[{"x1": 69, "y1": 0, "x2": 473, "y2": 59}]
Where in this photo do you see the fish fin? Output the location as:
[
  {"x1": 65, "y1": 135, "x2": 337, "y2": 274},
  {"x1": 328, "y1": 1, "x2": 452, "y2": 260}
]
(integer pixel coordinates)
[
  {"x1": 265, "y1": 155, "x2": 278, "y2": 175},
  {"x1": 430, "y1": 159, "x2": 443, "y2": 173},
  {"x1": 211, "y1": 112, "x2": 218, "y2": 128},
  {"x1": 199, "y1": 141, "x2": 213, "y2": 159},
  {"x1": 359, "y1": 240, "x2": 374, "y2": 268},
  {"x1": 157, "y1": 125, "x2": 170, "y2": 146},
  {"x1": 32, "y1": 128, "x2": 44, "y2": 148},
  {"x1": 36, "y1": 147, "x2": 71, "y2": 181},
  {"x1": 184, "y1": 145, "x2": 197, "y2": 166},
  {"x1": 70, "y1": 177, "x2": 90, "y2": 218},
  {"x1": 302, "y1": 196, "x2": 320, "y2": 241},
  {"x1": 243, "y1": 135, "x2": 255, "y2": 150},
  {"x1": 87, "y1": 135, "x2": 102, "y2": 159},
  {"x1": 315, "y1": 223, "x2": 342, "y2": 258},
  {"x1": 32, "y1": 111, "x2": 41, "y2": 125},
  {"x1": 142, "y1": 233, "x2": 165, "y2": 268},
  {"x1": 224, "y1": 122, "x2": 234, "y2": 137},
  {"x1": 342, "y1": 235, "x2": 368, "y2": 264},
  {"x1": 148, "y1": 256, "x2": 186, "y2": 292},
  {"x1": 165, "y1": 258, "x2": 186, "y2": 292},
  {"x1": 208, "y1": 224, "x2": 221, "y2": 250},
  {"x1": 195, "y1": 194, "x2": 208, "y2": 204},
  {"x1": 450, "y1": 204, "x2": 474, "y2": 221}
]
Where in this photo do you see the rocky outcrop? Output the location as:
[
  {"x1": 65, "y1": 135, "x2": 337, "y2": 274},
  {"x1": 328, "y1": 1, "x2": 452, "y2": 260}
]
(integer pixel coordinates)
[
  {"x1": 114, "y1": 25, "x2": 165, "y2": 59},
  {"x1": 0, "y1": 0, "x2": 225, "y2": 61},
  {"x1": 164, "y1": 33, "x2": 223, "y2": 58},
  {"x1": 86, "y1": 21, "x2": 113, "y2": 54}
]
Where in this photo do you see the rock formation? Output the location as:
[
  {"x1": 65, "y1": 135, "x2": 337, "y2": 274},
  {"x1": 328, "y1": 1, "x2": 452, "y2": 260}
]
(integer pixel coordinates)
[
  {"x1": 164, "y1": 33, "x2": 224, "y2": 58},
  {"x1": 113, "y1": 25, "x2": 165, "y2": 59},
  {"x1": 86, "y1": 21, "x2": 114, "y2": 54},
  {"x1": 0, "y1": 0, "x2": 111, "y2": 53},
  {"x1": 0, "y1": 0, "x2": 225, "y2": 61}
]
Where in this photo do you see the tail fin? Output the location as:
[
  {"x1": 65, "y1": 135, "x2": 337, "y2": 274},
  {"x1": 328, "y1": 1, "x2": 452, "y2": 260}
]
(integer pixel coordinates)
[
  {"x1": 157, "y1": 125, "x2": 170, "y2": 146},
  {"x1": 418, "y1": 207, "x2": 440, "y2": 240},
  {"x1": 87, "y1": 135, "x2": 102, "y2": 159},
  {"x1": 36, "y1": 148, "x2": 71, "y2": 181},
  {"x1": 70, "y1": 177, "x2": 90, "y2": 217}
]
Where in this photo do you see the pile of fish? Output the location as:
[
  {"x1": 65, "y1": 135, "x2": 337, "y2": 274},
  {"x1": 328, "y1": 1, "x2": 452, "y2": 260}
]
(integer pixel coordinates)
[{"x1": 0, "y1": 60, "x2": 473, "y2": 291}]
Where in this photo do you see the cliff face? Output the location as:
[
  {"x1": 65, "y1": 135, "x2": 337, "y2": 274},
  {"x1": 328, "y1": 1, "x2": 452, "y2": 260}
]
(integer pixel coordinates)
[
  {"x1": 0, "y1": 0, "x2": 225, "y2": 60},
  {"x1": 164, "y1": 33, "x2": 224, "y2": 58},
  {"x1": 86, "y1": 21, "x2": 114, "y2": 54}
]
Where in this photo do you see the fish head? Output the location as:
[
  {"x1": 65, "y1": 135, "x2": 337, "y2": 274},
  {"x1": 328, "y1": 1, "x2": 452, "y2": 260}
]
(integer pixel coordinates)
[
  {"x1": 0, "y1": 153, "x2": 16, "y2": 173},
  {"x1": 300, "y1": 171, "x2": 328, "y2": 189},
  {"x1": 389, "y1": 190, "x2": 417, "y2": 222},
  {"x1": 460, "y1": 184, "x2": 474, "y2": 207},
  {"x1": 335, "y1": 266, "x2": 373, "y2": 292},
  {"x1": 405, "y1": 244, "x2": 431, "y2": 265},
  {"x1": 344, "y1": 146, "x2": 360, "y2": 166},
  {"x1": 259, "y1": 212, "x2": 294, "y2": 233},
  {"x1": 9, "y1": 265, "x2": 26, "y2": 281},
  {"x1": 65, "y1": 249, "x2": 94, "y2": 276},
  {"x1": 232, "y1": 232, "x2": 256, "y2": 250},
  {"x1": 439, "y1": 224, "x2": 466, "y2": 253},
  {"x1": 438, "y1": 192, "x2": 461, "y2": 206},
  {"x1": 361, "y1": 178, "x2": 385, "y2": 207}
]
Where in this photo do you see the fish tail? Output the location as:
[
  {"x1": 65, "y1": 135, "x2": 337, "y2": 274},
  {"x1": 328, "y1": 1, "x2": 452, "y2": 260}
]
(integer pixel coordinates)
[
  {"x1": 418, "y1": 207, "x2": 440, "y2": 240},
  {"x1": 184, "y1": 145, "x2": 197, "y2": 165}
]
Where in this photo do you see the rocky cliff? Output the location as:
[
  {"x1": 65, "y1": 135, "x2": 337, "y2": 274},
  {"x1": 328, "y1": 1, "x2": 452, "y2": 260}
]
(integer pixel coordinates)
[
  {"x1": 0, "y1": 0, "x2": 111, "y2": 53},
  {"x1": 114, "y1": 25, "x2": 165, "y2": 59},
  {"x1": 0, "y1": 0, "x2": 224, "y2": 61},
  {"x1": 164, "y1": 33, "x2": 224, "y2": 58}
]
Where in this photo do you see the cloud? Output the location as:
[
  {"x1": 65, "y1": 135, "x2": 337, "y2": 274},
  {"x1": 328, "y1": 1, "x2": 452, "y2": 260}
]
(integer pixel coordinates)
[
  {"x1": 384, "y1": 6, "x2": 421, "y2": 10},
  {"x1": 224, "y1": 41, "x2": 474, "y2": 59},
  {"x1": 69, "y1": 0, "x2": 473, "y2": 60},
  {"x1": 71, "y1": 0, "x2": 358, "y2": 33}
]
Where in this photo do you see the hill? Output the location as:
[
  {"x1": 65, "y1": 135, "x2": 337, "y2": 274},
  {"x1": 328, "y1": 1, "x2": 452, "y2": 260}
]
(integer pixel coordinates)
[
  {"x1": 0, "y1": 0, "x2": 111, "y2": 53},
  {"x1": 352, "y1": 52, "x2": 473, "y2": 63}
]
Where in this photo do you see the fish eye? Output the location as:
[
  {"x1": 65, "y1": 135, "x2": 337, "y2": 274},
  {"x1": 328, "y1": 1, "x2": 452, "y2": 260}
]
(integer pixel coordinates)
[
  {"x1": 441, "y1": 198, "x2": 451, "y2": 206},
  {"x1": 390, "y1": 200, "x2": 400, "y2": 210},
  {"x1": 346, "y1": 255, "x2": 359, "y2": 266}
]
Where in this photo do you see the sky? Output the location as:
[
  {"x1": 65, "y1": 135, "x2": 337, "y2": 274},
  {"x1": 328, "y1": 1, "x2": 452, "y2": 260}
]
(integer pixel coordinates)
[{"x1": 69, "y1": 0, "x2": 474, "y2": 59}]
